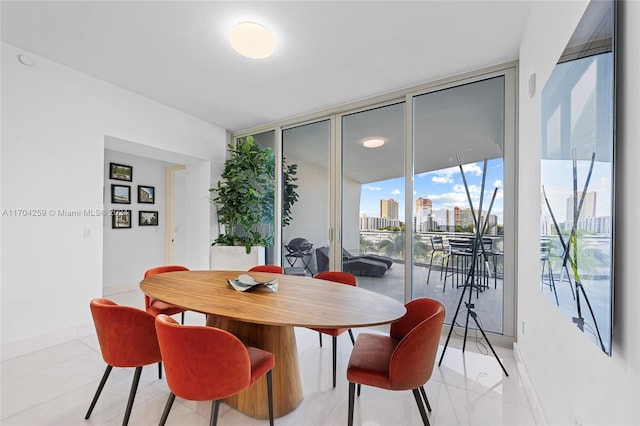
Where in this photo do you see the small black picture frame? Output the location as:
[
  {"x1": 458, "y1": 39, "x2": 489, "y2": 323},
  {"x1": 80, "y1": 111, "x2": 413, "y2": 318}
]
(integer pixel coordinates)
[
  {"x1": 138, "y1": 185, "x2": 155, "y2": 204},
  {"x1": 112, "y1": 210, "x2": 132, "y2": 229},
  {"x1": 111, "y1": 184, "x2": 131, "y2": 204},
  {"x1": 109, "y1": 162, "x2": 133, "y2": 182},
  {"x1": 139, "y1": 210, "x2": 159, "y2": 226}
]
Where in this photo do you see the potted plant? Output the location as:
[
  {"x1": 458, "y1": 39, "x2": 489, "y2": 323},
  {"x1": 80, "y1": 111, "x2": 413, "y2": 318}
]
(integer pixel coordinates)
[{"x1": 209, "y1": 135, "x2": 298, "y2": 268}]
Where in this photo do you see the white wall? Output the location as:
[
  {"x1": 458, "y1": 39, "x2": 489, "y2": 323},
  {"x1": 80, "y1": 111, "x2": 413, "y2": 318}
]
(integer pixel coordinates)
[
  {"x1": 282, "y1": 156, "x2": 361, "y2": 272},
  {"x1": 0, "y1": 42, "x2": 226, "y2": 355},
  {"x1": 342, "y1": 175, "x2": 361, "y2": 253},
  {"x1": 282, "y1": 158, "x2": 329, "y2": 272},
  {"x1": 517, "y1": 1, "x2": 640, "y2": 424},
  {"x1": 103, "y1": 149, "x2": 171, "y2": 294}
]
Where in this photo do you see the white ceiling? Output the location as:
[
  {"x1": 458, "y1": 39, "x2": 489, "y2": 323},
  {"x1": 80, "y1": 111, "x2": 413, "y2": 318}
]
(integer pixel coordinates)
[{"x1": 1, "y1": 1, "x2": 531, "y2": 133}]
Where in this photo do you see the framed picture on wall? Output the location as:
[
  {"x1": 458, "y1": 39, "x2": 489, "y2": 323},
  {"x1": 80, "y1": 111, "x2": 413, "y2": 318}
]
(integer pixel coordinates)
[
  {"x1": 112, "y1": 210, "x2": 132, "y2": 229},
  {"x1": 109, "y1": 162, "x2": 132, "y2": 181},
  {"x1": 138, "y1": 185, "x2": 155, "y2": 204},
  {"x1": 139, "y1": 210, "x2": 158, "y2": 226},
  {"x1": 111, "y1": 184, "x2": 131, "y2": 204}
]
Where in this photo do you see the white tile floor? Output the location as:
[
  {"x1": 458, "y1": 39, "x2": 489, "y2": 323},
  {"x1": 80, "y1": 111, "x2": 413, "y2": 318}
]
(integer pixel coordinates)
[{"x1": 1, "y1": 290, "x2": 537, "y2": 426}]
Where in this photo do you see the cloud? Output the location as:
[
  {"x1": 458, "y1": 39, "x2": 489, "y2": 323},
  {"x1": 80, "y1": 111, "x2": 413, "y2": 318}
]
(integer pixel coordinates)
[
  {"x1": 423, "y1": 162, "x2": 484, "y2": 186},
  {"x1": 493, "y1": 179, "x2": 503, "y2": 188},
  {"x1": 432, "y1": 175, "x2": 452, "y2": 184},
  {"x1": 391, "y1": 189, "x2": 401, "y2": 195},
  {"x1": 461, "y1": 163, "x2": 483, "y2": 176},
  {"x1": 364, "y1": 185, "x2": 381, "y2": 191},
  {"x1": 427, "y1": 183, "x2": 498, "y2": 210}
]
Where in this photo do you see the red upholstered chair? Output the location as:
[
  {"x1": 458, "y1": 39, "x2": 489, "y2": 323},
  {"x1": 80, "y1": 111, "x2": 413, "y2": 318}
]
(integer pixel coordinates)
[
  {"x1": 346, "y1": 298, "x2": 445, "y2": 426},
  {"x1": 144, "y1": 265, "x2": 189, "y2": 379},
  {"x1": 310, "y1": 271, "x2": 357, "y2": 388},
  {"x1": 155, "y1": 314, "x2": 275, "y2": 426},
  {"x1": 249, "y1": 265, "x2": 284, "y2": 274},
  {"x1": 143, "y1": 265, "x2": 189, "y2": 323},
  {"x1": 85, "y1": 298, "x2": 162, "y2": 426}
]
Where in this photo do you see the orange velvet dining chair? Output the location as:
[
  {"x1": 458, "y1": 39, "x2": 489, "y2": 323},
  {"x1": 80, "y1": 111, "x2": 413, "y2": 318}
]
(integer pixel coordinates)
[
  {"x1": 85, "y1": 298, "x2": 162, "y2": 426},
  {"x1": 143, "y1": 265, "x2": 189, "y2": 379},
  {"x1": 154, "y1": 314, "x2": 275, "y2": 426},
  {"x1": 249, "y1": 265, "x2": 284, "y2": 274},
  {"x1": 346, "y1": 298, "x2": 445, "y2": 426},
  {"x1": 143, "y1": 265, "x2": 190, "y2": 322},
  {"x1": 310, "y1": 271, "x2": 357, "y2": 388}
]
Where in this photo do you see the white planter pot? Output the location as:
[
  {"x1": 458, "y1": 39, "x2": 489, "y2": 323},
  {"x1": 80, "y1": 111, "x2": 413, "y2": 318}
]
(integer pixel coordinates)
[{"x1": 210, "y1": 245, "x2": 265, "y2": 271}]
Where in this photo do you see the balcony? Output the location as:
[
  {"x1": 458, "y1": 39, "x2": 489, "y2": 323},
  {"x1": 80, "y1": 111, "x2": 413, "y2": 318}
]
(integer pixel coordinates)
[{"x1": 351, "y1": 231, "x2": 504, "y2": 335}]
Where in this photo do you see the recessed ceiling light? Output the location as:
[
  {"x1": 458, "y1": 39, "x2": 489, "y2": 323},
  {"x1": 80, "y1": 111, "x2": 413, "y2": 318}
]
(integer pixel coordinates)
[
  {"x1": 229, "y1": 22, "x2": 275, "y2": 59},
  {"x1": 362, "y1": 138, "x2": 385, "y2": 148}
]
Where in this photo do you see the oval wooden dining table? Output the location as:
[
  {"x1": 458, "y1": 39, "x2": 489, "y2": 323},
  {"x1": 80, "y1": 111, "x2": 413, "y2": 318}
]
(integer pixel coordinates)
[{"x1": 140, "y1": 269, "x2": 406, "y2": 419}]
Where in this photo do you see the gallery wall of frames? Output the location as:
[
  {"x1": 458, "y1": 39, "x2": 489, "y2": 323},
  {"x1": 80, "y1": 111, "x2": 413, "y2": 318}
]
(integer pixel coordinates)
[{"x1": 108, "y1": 162, "x2": 158, "y2": 229}]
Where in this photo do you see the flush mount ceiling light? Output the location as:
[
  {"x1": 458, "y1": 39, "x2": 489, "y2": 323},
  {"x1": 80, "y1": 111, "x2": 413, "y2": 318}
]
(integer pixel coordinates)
[
  {"x1": 362, "y1": 138, "x2": 385, "y2": 149},
  {"x1": 229, "y1": 22, "x2": 275, "y2": 59}
]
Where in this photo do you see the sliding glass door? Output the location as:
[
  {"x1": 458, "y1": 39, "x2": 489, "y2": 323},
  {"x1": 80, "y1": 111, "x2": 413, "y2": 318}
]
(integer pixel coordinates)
[
  {"x1": 339, "y1": 102, "x2": 406, "y2": 301},
  {"x1": 281, "y1": 120, "x2": 331, "y2": 275},
  {"x1": 236, "y1": 66, "x2": 516, "y2": 342},
  {"x1": 412, "y1": 76, "x2": 507, "y2": 334}
]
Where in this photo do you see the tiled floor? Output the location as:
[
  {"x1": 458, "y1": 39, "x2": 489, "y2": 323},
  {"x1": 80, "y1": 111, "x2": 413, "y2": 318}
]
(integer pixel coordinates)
[{"x1": 1, "y1": 289, "x2": 537, "y2": 426}]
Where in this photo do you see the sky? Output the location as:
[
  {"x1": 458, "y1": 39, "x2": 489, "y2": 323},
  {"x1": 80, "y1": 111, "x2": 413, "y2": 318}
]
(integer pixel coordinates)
[{"x1": 359, "y1": 158, "x2": 504, "y2": 224}]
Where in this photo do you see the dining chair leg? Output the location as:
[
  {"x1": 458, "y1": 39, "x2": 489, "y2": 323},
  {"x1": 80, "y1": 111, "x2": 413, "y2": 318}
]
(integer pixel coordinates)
[
  {"x1": 318, "y1": 332, "x2": 323, "y2": 347},
  {"x1": 180, "y1": 311, "x2": 185, "y2": 324},
  {"x1": 440, "y1": 253, "x2": 448, "y2": 280},
  {"x1": 159, "y1": 392, "x2": 176, "y2": 426},
  {"x1": 85, "y1": 365, "x2": 113, "y2": 419},
  {"x1": 357, "y1": 383, "x2": 361, "y2": 396},
  {"x1": 348, "y1": 328, "x2": 355, "y2": 345},
  {"x1": 419, "y1": 385, "x2": 432, "y2": 412},
  {"x1": 348, "y1": 382, "x2": 356, "y2": 426},
  {"x1": 158, "y1": 361, "x2": 163, "y2": 379},
  {"x1": 332, "y1": 335, "x2": 338, "y2": 388},
  {"x1": 412, "y1": 388, "x2": 430, "y2": 426},
  {"x1": 443, "y1": 255, "x2": 452, "y2": 293},
  {"x1": 266, "y1": 370, "x2": 274, "y2": 426},
  {"x1": 427, "y1": 251, "x2": 435, "y2": 284},
  {"x1": 210, "y1": 400, "x2": 220, "y2": 426},
  {"x1": 122, "y1": 366, "x2": 143, "y2": 426}
]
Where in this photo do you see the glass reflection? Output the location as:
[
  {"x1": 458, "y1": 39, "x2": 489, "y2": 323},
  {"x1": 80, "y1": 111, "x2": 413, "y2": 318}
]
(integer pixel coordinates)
[{"x1": 540, "y1": 0, "x2": 615, "y2": 355}]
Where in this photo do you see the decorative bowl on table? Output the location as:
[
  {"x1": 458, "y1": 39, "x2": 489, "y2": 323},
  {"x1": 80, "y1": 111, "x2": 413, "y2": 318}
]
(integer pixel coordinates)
[{"x1": 227, "y1": 274, "x2": 279, "y2": 293}]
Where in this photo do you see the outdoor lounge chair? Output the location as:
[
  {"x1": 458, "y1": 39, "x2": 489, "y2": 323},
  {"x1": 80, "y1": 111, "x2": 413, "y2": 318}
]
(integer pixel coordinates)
[
  {"x1": 316, "y1": 247, "x2": 390, "y2": 278},
  {"x1": 342, "y1": 248, "x2": 393, "y2": 269}
]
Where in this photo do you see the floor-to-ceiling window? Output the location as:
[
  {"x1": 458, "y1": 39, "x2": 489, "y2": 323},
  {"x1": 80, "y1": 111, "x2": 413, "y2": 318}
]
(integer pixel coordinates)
[
  {"x1": 412, "y1": 76, "x2": 506, "y2": 334},
  {"x1": 240, "y1": 130, "x2": 277, "y2": 264},
  {"x1": 340, "y1": 102, "x2": 406, "y2": 296},
  {"x1": 281, "y1": 120, "x2": 331, "y2": 274},
  {"x1": 233, "y1": 65, "x2": 517, "y2": 343}
]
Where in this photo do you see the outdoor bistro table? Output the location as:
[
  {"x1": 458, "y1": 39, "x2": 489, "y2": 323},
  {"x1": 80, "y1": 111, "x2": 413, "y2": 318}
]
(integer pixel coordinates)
[{"x1": 140, "y1": 270, "x2": 406, "y2": 419}]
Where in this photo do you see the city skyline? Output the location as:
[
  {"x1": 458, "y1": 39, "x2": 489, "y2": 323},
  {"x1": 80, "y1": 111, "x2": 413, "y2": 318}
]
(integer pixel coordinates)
[{"x1": 359, "y1": 159, "x2": 504, "y2": 224}]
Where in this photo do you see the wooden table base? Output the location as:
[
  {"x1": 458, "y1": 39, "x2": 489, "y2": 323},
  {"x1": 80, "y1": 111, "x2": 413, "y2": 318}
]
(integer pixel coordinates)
[{"x1": 207, "y1": 316, "x2": 304, "y2": 419}]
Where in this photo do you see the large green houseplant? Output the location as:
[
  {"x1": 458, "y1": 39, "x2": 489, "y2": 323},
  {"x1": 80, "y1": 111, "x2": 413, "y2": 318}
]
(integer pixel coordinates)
[{"x1": 210, "y1": 135, "x2": 298, "y2": 253}]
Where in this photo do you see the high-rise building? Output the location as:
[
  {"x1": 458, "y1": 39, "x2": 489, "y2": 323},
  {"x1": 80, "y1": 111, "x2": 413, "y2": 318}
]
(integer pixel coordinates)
[
  {"x1": 414, "y1": 197, "x2": 432, "y2": 232},
  {"x1": 566, "y1": 191, "x2": 597, "y2": 222},
  {"x1": 380, "y1": 198, "x2": 399, "y2": 220},
  {"x1": 415, "y1": 197, "x2": 432, "y2": 215}
]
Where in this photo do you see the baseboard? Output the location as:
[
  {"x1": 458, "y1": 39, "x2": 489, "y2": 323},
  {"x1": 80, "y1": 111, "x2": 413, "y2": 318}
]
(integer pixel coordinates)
[
  {"x1": 1, "y1": 322, "x2": 94, "y2": 361},
  {"x1": 513, "y1": 342, "x2": 547, "y2": 425},
  {"x1": 104, "y1": 282, "x2": 139, "y2": 296},
  {"x1": 1, "y1": 285, "x2": 139, "y2": 361}
]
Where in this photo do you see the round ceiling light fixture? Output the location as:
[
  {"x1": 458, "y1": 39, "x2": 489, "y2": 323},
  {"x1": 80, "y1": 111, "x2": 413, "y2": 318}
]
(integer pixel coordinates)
[
  {"x1": 362, "y1": 138, "x2": 385, "y2": 148},
  {"x1": 229, "y1": 22, "x2": 275, "y2": 59}
]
